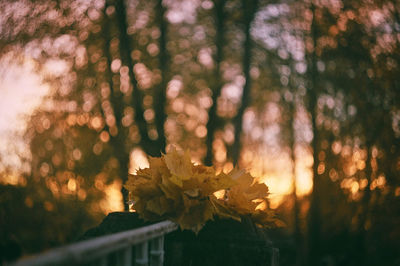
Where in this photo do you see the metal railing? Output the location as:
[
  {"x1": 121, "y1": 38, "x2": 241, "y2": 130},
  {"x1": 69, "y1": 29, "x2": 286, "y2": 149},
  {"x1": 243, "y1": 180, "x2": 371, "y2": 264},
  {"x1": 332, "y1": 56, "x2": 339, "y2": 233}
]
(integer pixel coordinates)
[
  {"x1": 9, "y1": 220, "x2": 279, "y2": 266},
  {"x1": 10, "y1": 221, "x2": 178, "y2": 266}
]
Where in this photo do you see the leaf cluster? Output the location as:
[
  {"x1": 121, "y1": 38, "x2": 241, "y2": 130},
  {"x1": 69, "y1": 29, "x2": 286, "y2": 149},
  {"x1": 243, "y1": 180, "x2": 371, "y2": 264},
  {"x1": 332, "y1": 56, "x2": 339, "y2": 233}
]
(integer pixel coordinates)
[{"x1": 125, "y1": 148, "x2": 282, "y2": 233}]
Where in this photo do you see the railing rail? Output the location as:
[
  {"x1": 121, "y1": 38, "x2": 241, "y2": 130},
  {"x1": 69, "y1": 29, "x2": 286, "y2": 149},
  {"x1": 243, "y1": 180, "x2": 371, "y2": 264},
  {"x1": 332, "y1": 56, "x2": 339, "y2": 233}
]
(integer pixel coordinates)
[
  {"x1": 8, "y1": 220, "x2": 279, "y2": 266},
  {"x1": 10, "y1": 221, "x2": 178, "y2": 266}
]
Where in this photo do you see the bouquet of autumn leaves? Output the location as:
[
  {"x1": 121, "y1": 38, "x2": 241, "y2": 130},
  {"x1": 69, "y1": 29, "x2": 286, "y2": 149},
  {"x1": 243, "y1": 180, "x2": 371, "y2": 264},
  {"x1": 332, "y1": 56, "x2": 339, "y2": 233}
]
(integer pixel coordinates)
[{"x1": 125, "y1": 149, "x2": 283, "y2": 233}]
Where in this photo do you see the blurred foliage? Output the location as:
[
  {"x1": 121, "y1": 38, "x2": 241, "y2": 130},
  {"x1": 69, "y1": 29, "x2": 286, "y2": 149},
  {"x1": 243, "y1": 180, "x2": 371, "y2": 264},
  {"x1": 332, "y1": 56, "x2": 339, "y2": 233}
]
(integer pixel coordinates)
[{"x1": 0, "y1": 0, "x2": 399, "y2": 265}]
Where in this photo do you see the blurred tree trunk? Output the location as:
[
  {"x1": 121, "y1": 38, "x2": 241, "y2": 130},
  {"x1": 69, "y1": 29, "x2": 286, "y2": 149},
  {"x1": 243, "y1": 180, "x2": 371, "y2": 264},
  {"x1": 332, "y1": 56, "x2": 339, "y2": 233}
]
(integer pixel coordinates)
[
  {"x1": 307, "y1": 2, "x2": 321, "y2": 265},
  {"x1": 205, "y1": 0, "x2": 226, "y2": 166},
  {"x1": 232, "y1": 0, "x2": 258, "y2": 165},
  {"x1": 154, "y1": 0, "x2": 168, "y2": 155},
  {"x1": 289, "y1": 100, "x2": 302, "y2": 266},
  {"x1": 110, "y1": 0, "x2": 169, "y2": 207},
  {"x1": 357, "y1": 114, "x2": 383, "y2": 262},
  {"x1": 102, "y1": 1, "x2": 131, "y2": 210},
  {"x1": 115, "y1": 0, "x2": 160, "y2": 157},
  {"x1": 356, "y1": 144, "x2": 372, "y2": 264}
]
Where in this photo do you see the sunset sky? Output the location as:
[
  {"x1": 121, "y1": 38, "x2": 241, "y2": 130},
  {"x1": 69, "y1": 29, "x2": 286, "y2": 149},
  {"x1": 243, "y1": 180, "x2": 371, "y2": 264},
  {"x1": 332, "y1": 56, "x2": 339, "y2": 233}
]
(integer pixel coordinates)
[{"x1": 0, "y1": 55, "x2": 49, "y2": 168}]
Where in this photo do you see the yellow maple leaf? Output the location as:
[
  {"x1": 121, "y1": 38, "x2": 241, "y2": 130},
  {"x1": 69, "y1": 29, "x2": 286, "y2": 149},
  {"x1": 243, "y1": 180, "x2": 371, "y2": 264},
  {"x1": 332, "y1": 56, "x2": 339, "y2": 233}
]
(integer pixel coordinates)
[
  {"x1": 251, "y1": 209, "x2": 286, "y2": 228},
  {"x1": 211, "y1": 169, "x2": 282, "y2": 228},
  {"x1": 124, "y1": 157, "x2": 177, "y2": 221},
  {"x1": 227, "y1": 171, "x2": 268, "y2": 214},
  {"x1": 163, "y1": 148, "x2": 193, "y2": 180},
  {"x1": 176, "y1": 195, "x2": 214, "y2": 233},
  {"x1": 210, "y1": 195, "x2": 241, "y2": 222}
]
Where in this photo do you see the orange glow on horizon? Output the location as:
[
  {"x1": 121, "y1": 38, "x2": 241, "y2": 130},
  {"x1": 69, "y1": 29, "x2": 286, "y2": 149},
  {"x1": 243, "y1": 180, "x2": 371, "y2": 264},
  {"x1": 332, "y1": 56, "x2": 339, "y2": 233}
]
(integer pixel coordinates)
[
  {"x1": 261, "y1": 171, "x2": 313, "y2": 209},
  {"x1": 129, "y1": 148, "x2": 150, "y2": 173},
  {"x1": 99, "y1": 179, "x2": 124, "y2": 214}
]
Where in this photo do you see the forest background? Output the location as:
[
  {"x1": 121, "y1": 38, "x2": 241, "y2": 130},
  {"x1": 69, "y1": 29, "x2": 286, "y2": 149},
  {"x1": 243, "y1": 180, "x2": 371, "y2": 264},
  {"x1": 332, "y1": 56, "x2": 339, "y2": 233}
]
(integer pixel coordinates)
[{"x1": 0, "y1": 0, "x2": 399, "y2": 265}]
